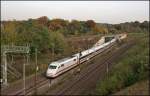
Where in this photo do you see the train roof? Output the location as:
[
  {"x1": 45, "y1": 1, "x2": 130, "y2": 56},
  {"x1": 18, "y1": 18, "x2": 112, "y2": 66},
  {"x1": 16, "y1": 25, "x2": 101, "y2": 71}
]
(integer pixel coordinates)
[
  {"x1": 57, "y1": 57, "x2": 73, "y2": 63},
  {"x1": 50, "y1": 55, "x2": 76, "y2": 66}
]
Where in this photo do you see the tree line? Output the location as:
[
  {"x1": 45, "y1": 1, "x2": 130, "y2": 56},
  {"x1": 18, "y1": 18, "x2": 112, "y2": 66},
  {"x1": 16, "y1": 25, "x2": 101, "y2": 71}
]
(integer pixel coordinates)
[{"x1": 1, "y1": 16, "x2": 149, "y2": 54}]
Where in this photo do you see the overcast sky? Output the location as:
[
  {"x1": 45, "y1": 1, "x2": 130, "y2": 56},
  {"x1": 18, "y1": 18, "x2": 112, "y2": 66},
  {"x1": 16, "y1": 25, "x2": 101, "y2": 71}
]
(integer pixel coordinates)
[{"x1": 1, "y1": 1, "x2": 149, "y2": 24}]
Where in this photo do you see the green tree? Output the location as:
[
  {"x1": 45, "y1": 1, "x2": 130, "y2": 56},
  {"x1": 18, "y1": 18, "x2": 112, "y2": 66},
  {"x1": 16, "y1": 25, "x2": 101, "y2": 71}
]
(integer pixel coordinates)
[{"x1": 48, "y1": 31, "x2": 68, "y2": 54}]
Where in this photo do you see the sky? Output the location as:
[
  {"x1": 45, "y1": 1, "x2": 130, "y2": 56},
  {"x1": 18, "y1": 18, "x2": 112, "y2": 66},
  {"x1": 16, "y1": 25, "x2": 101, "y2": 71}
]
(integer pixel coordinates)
[{"x1": 1, "y1": 1, "x2": 149, "y2": 24}]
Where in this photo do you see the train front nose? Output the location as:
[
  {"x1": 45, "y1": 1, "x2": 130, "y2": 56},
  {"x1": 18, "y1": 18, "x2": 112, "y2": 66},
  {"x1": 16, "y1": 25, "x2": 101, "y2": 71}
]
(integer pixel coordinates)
[
  {"x1": 46, "y1": 70, "x2": 56, "y2": 78},
  {"x1": 47, "y1": 64, "x2": 58, "y2": 78}
]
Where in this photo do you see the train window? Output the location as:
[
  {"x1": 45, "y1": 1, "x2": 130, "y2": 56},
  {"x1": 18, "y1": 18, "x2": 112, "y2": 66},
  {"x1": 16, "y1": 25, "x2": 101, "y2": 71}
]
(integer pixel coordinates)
[
  {"x1": 79, "y1": 52, "x2": 82, "y2": 56},
  {"x1": 49, "y1": 65, "x2": 57, "y2": 69},
  {"x1": 61, "y1": 64, "x2": 64, "y2": 67}
]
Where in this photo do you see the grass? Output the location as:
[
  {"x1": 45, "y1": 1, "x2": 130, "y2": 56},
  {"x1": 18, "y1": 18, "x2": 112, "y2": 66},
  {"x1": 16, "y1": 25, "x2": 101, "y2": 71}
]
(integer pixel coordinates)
[
  {"x1": 114, "y1": 80, "x2": 149, "y2": 95},
  {"x1": 95, "y1": 32, "x2": 149, "y2": 95}
]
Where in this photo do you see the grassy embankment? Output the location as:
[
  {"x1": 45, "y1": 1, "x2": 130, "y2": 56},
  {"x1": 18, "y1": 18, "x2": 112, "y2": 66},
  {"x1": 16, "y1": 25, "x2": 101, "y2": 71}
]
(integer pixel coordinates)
[
  {"x1": 114, "y1": 79, "x2": 149, "y2": 95},
  {"x1": 95, "y1": 32, "x2": 149, "y2": 95}
]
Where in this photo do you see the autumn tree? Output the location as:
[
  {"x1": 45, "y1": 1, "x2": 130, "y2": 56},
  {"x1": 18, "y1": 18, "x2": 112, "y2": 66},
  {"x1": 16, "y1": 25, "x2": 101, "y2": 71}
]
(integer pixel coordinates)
[
  {"x1": 86, "y1": 20, "x2": 96, "y2": 28},
  {"x1": 1, "y1": 21, "x2": 19, "y2": 44},
  {"x1": 37, "y1": 16, "x2": 49, "y2": 26},
  {"x1": 48, "y1": 19, "x2": 69, "y2": 31},
  {"x1": 93, "y1": 24, "x2": 108, "y2": 34}
]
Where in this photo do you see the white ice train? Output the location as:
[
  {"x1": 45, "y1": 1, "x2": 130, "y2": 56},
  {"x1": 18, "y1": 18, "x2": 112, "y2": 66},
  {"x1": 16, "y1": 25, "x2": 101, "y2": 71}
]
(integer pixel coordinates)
[{"x1": 46, "y1": 34, "x2": 127, "y2": 78}]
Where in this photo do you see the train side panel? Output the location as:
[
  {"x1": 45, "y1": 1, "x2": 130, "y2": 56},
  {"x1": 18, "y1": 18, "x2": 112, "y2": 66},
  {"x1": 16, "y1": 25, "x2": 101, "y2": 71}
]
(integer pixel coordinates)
[{"x1": 55, "y1": 57, "x2": 78, "y2": 76}]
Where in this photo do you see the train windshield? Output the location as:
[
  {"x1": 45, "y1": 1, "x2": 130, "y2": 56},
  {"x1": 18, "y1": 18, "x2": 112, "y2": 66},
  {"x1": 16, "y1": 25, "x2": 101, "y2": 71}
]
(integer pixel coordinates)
[{"x1": 49, "y1": 65, "x2": 57, "y2": 69}]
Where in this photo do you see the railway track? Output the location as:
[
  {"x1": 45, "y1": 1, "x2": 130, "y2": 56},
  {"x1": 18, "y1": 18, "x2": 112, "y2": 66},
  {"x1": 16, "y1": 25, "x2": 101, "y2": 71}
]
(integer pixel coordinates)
[
  {"x1": 45, "y1": 43, "x2": 117, "y2": 94},
  {"x1": 66, "y1": 43, "x2": 134, "y2": 95},
  {"x1": 2, "y1": 38, "x2": 131, "y2": 95},
  {"x1": 15, "y1": 78, "x2": 49, "y2": 95},
  {"x1": 11, "y1": 40, "x2": 116, "y2": 95},
  {"x1": 46, "y1": 40, "x2": 135, "y2": 95},
  {"x1": 1, "y1": 72, "x2": 49, "y2": 95}
]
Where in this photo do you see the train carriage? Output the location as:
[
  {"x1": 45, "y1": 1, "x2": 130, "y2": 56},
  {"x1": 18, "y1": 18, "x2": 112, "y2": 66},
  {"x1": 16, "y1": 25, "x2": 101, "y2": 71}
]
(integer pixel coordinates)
[{"x1": 46, "y1": 34, "x2": 126, "y2": 78}]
